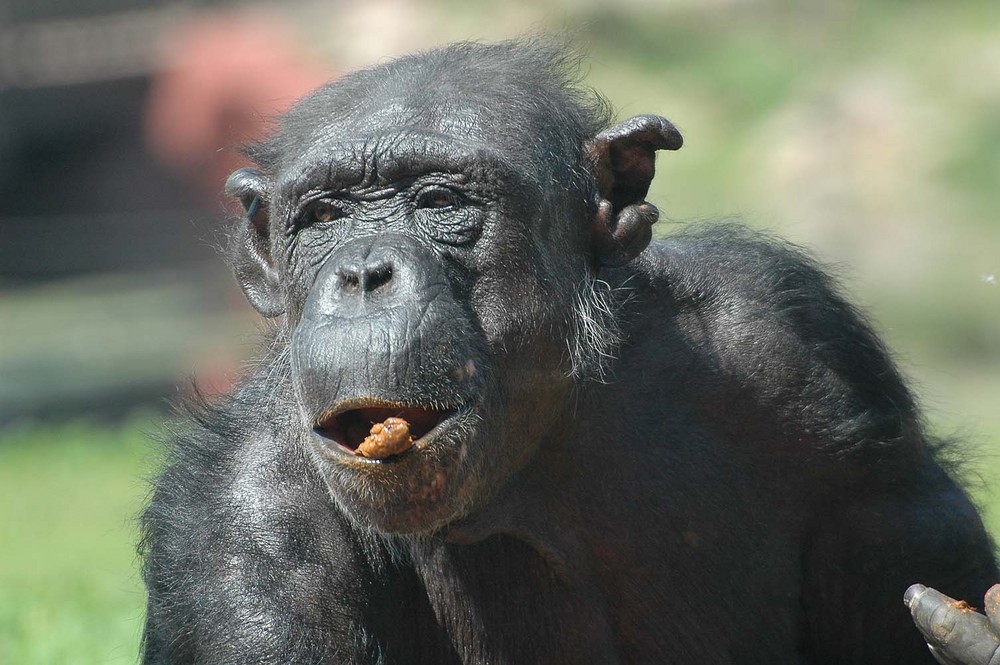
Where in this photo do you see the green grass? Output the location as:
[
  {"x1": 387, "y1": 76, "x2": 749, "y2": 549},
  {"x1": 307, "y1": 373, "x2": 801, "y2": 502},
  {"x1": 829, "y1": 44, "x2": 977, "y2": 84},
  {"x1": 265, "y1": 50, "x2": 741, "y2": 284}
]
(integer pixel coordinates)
[{"x1": 0, "y1": 420, "x2": 154, "y2": 665}]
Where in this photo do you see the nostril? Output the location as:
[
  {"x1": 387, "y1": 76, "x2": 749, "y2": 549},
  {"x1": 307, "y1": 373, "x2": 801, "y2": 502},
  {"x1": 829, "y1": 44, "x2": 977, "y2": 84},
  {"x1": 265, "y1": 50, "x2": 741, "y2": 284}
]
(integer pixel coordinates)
[
  {"x1": 334, "y1": 259, "x2": 394, "y2": 295},
  {"x1": 367, "y1": 264, "x2": 393, "y2": 292},
  {"x1": 338, "y1": 270, "x2": 361, "y2": 292}
]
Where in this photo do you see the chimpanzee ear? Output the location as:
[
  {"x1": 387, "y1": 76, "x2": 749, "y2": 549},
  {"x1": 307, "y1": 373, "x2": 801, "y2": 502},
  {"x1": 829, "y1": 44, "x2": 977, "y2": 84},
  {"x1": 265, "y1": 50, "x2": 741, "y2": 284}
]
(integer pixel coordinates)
[
  {"x1": 586, "y1": 115, "x2": 683, "y2": 267},
  {"x1": 225, "y1": 168, "x2": 284, "y2": 318}
]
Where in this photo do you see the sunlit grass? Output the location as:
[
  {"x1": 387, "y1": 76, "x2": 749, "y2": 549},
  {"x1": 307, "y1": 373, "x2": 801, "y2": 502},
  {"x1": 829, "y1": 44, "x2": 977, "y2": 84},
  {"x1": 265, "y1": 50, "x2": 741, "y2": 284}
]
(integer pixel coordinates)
[{"x1": 0, "y1": 420, "x2": 155, "y2": 664}]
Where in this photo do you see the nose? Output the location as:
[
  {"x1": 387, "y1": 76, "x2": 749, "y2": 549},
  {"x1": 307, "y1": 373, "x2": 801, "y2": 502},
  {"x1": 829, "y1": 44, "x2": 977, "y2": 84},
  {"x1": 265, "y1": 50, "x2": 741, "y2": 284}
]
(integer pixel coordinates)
[
  {"x1": 337, "y1": 257, "x2": 394, "y2": 294},
  {"x1": 304, "y1": 234, "x2": 442, "y2": 320}
]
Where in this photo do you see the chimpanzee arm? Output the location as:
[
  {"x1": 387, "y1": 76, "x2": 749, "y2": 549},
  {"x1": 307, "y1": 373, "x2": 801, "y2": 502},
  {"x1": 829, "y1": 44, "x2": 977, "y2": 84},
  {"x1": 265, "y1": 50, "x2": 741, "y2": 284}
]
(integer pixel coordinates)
[
  {"x1": 905, "y1": 584, "x2": 1000, "y2": 665},
  {"x1": 140, "y1": 390, "x2": 456, "y2": 664}
]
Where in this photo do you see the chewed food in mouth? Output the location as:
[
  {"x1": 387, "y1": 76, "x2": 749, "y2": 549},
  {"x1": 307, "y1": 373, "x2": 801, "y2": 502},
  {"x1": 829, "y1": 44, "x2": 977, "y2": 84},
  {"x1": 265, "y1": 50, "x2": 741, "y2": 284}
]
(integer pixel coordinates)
[
  {"x1": 357, "y1": 417, "x2": 413, "y2": 458},
  {"x1": 314, "y1": 405, "x2": 452, "y2": 458}
]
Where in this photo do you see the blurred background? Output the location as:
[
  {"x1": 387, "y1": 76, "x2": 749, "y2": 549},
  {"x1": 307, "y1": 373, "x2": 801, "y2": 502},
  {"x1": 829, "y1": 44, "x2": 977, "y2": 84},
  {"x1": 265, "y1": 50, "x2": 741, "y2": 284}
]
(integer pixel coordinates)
[{"x1": 1, "y1": 0, "x2": 997, "y2": 661}]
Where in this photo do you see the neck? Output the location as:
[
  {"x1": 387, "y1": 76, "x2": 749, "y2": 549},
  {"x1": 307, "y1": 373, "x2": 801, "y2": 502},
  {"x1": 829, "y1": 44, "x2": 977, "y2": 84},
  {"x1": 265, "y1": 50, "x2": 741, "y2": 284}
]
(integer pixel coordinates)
[{"x1": 407, "y1": 423, "x2": 622, "y2": 662}]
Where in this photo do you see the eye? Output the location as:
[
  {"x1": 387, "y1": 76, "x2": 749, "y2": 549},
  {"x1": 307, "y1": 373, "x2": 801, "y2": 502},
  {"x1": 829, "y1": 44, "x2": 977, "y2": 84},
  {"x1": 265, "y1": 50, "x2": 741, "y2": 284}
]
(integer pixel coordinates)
[
  {"x1": 416, "y1": 187, "x2": 460, "y2": 210},
  {"x1": 306, "y1": 200, "x2": 344, "y2": 226}
]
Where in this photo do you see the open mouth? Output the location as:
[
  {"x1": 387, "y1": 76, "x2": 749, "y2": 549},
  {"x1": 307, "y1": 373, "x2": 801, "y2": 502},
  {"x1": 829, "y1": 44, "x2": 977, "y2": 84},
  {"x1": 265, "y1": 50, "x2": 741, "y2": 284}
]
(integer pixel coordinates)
[{"x1": 313, "y1": 403, "x2": 453, "y2": 458}]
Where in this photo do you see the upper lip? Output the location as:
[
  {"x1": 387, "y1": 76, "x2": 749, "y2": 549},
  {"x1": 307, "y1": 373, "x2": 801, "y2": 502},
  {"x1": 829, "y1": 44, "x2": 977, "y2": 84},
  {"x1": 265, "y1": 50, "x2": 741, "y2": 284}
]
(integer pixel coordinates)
[{"x1": 313, "y1": 396, "x2": 418, "y2": 424}]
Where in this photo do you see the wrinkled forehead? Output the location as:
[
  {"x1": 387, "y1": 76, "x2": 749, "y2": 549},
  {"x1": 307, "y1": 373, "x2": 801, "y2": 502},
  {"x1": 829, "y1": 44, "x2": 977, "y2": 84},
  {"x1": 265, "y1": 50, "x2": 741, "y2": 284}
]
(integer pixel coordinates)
[
  {"x1": 276, "y1": 129, "x2": 517, "y2": 198},
  {"x1": 299, "y1": 97, "x2": 494, "y2": 155},
  {"x1": 274, "y1": 93, "x2": 540, "y2": 192}
]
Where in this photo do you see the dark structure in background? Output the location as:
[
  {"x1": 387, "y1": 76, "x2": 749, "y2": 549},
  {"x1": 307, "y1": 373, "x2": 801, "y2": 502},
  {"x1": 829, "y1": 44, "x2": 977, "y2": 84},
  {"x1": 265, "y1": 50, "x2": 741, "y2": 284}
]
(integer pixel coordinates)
[
  {"x1": 0, "y1": 77, "x2": 213, "y2": 281},
  {"x1": 0, "y1": 2, "x2": 326, "y2": 423},
  {"x1": 0, "y1": 3, "x2": 216, "y2": 283}
]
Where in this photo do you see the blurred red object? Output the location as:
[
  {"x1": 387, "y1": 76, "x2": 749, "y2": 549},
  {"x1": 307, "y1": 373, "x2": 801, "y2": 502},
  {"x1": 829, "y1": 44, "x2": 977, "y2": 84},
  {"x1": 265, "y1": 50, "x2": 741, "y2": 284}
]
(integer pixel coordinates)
[{"x1": 144, "y1": 11, "x2": 332, "y2": 203}]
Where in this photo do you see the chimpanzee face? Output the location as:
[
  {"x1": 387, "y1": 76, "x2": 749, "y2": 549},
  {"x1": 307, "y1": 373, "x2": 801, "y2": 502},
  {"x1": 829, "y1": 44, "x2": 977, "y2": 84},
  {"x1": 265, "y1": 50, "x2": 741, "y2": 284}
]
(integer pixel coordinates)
[{"x1": 225, "y1": 45, "x2": 681, "y2": 533}]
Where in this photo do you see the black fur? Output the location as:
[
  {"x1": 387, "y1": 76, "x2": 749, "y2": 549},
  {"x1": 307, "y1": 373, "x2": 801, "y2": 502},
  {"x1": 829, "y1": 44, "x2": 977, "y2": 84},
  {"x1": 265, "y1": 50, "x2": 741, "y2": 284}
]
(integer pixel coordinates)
[{"x1": 141, "y1": 40, "x2": 997, "y2": 664}]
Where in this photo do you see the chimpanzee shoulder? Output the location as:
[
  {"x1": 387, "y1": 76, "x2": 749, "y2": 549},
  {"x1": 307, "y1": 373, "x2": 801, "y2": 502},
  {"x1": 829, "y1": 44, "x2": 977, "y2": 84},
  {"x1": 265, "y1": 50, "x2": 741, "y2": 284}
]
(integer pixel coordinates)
[{"x1": 619, "y1": 223, "x2": 923, "y2": 466}]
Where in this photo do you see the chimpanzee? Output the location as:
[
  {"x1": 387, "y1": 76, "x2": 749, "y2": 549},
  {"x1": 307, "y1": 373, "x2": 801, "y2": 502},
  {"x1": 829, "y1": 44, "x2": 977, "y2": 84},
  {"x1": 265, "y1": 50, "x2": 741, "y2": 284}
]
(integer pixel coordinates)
[{"x1": 140, "y1": 40, "x2": 1000, "y2": 664}]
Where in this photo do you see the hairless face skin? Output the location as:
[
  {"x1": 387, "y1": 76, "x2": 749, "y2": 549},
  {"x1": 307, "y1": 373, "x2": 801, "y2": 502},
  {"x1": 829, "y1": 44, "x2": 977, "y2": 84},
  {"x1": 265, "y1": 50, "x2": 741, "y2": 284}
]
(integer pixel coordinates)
[{"x1": 140, "y1": 40, "x2": 999, "y2": 664}]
